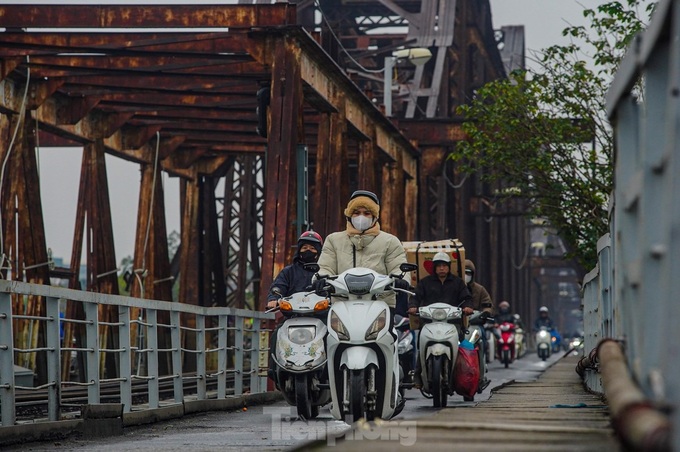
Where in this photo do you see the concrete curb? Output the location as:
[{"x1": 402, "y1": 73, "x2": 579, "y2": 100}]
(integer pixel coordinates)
[{"x1": 0, "y1": 391, "x2": 284, "y2": 448}]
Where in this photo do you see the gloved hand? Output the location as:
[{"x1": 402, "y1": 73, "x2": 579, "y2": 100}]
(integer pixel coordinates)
[
  {"x1": 393, "y1": 278, "x2": 410, "y2": 290},
  {"x1": 312, "y1": 278, "x2": 327, "y2": 293},
  {"x1": 462, "y1": 307, "x2": 474, "y2": 316}
]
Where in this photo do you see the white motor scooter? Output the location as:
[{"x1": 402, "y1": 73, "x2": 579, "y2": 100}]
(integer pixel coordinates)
[
  {"x1": 270, "y1": 289, "x2": 332, "y2": 419},
  {"x1": 536, "y1": 326, "x2": 552, "y2": 361},
  {"x1": 417, "y1": 302, "x2": 463, "y2": 407},
  {"x1": 317, "y1": 263, "x2": 417, "y2": 423}
]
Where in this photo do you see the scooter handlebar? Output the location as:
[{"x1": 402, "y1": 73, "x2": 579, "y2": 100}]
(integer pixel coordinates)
[{"x1": 393, "y1": 287, "x2": 415, "y2": 296}]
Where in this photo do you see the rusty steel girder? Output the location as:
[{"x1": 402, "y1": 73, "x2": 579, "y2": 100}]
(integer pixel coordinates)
[
  {"x1": 0, "y1": 2, "x2": 421, "y2": 384},
  {"x1": 0, "y1": 1, "x2": 570, "y2": 387}
]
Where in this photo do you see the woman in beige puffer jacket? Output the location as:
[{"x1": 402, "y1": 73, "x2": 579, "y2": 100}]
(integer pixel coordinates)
[{"x1": 317, "y1": 190, "x2": 407, "y2": 308}]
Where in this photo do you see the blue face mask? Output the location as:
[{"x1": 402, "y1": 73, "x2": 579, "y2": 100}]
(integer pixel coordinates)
[{"x1": 351, "y1": 215, "x2": 373, "y2": 231}]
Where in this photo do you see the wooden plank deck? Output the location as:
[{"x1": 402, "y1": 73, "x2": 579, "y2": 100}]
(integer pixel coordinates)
[{"x1": 299, "y1": 355, "x2": 620, "y2": 451}]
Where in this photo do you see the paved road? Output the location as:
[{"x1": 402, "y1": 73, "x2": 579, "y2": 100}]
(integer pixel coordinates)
[{"x1": 11, "y1": 350, "x2": 564, "y2": 451}]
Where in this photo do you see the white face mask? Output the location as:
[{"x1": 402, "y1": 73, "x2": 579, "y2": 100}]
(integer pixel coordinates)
[
  {"x1": 351, "y1": 215, "x2": 373, "y2": 231},
  {"x1": 465, "y1": 274, "x2": 472, "y2": 284}
]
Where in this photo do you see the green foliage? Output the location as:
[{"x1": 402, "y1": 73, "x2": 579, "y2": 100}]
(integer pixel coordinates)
[{"x1": 453, "y1": 1, "x2": 655, "y2": 269}]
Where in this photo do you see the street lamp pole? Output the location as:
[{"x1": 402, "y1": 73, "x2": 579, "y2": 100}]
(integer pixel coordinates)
[{"x1": 384, "y1": 56, "x2": 396, "y2": 117}]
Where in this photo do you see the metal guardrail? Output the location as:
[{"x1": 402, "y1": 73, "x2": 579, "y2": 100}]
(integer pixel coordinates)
[
  {"x1": 0, "y1": 279, "x2": 274, "y2": 427},
  {"x1": 582, "y1": 0, "x2": 679, "y2": 448}
]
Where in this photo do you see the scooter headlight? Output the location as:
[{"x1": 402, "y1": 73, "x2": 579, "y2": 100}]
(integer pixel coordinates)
[
  {"x1": 432, "y1": 308, "x2": 448, "y2": 321},
  {"x1": 288, "y1": 326, "x2": 316, "y2": 345},
  {"x1": 330, "y1": 311, "x2": 350, "y2": 341},
  {"x1": 365, "y1": 309, "x2": 387, "y2": 341}
]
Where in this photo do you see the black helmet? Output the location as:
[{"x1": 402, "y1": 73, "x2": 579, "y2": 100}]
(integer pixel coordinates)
[{"x1": 349, "y1": 190, "x2": 379, "y2": 206}]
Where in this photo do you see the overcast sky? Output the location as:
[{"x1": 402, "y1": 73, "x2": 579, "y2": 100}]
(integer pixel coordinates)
[{"x1": 30, "y1": 0, "x2": 639, "y2": 265}]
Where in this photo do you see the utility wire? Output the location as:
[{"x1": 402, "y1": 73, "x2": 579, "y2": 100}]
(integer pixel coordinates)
[
  {"x1": 0, "y1": 56, "x2": 31, "y2": 277},
  {"x1": 314, "y1": 0, "x2": 385, "y2": 74}
]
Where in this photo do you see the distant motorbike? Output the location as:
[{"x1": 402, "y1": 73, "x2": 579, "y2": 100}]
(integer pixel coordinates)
[
  {"x1": 568, "y1": 336, "x2": 585, "y2": 354},
  {"x1": 270, "y1": 289, "x2": 331, "y2": 419},
  {"x1": 395, "y1": 314, "x2": 415, "y2": 389},
  {"x1": 551, "y1": 329, "x2": 562, "y2": 353},
  {"x1": 536, "y1": 326, "x2": 552, "y2": 361},
  {"x1": 513, "y1": 317, "x2": 527, "y2": 359},
  {"x1": 318, "y1": 263, "x2": 417, "y2": 423},
  {"x1": 497, "y1": 321, "x2": 516, "y2": 368}
]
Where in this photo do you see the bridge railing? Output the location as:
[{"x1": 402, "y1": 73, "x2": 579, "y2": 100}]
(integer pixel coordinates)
[
  {"x1": 0, "y1": 279, "x2": 274, "y2": 427},
  {"x1": 582, "y1": 0, "x2": 679, "y2": 446}
]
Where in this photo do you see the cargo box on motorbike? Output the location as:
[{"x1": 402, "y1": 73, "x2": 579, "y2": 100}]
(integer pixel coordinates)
[{"x1": 402, "y1": 239, "x2": 466, "y2": 283}]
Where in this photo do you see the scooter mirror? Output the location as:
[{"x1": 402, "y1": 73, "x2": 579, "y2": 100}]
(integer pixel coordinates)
[
  {"x1": 399, "y1": 262, "x2": 418, "y2": 273},
  {"x1": 303, "y1": 263, "x2": 320, "y2": 273},
  {"x1": 272, "y1": 287, "x2": 282, "y2": 297}
]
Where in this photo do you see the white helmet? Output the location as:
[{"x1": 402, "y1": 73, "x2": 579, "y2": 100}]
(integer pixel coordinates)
[
  {"x1": 432, "y1": 251, "x2": 451, "y2": 265},
  {"x1": 539, "y1": 306, "x2": 549, "y2": 313}
]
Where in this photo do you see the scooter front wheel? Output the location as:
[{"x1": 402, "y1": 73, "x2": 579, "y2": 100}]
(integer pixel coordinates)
[
  {"x1": 502, "y1": 349, "x2": 510, "y2": 368},
  {"x1": 430, "y1": 355, "x2": 448, "y2": 408},
  {"x1": 295, "y1": 374, "x2": 314, "y2": 420},
  {"x1": 345, "y1": 369, "x2": 367, "y2": 424}
]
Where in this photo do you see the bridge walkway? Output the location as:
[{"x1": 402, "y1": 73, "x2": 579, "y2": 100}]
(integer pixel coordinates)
[{"x1": 299, "y1": 354, "x2": 620, "y2": 451}]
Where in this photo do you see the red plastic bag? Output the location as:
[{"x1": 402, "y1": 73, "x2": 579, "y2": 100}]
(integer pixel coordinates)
[{"x1": 453, "y1": 346, "x2": 480, "y2": 398}]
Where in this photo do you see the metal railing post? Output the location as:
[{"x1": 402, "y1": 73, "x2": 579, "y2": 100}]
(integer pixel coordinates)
[
  {"x1": 249, "y1": 318, "x2": 260, "y2": 393},
  {"x1": 234, "y1": 316, "x2": 244, "y2": 396},
  {"x1": 84, "y1": 301, "x2": 100, "y2": 404},
  {"x1": 217, "y1": 314, "x2": 227, "y2": 399},
  {"x1": 46, "y1": 297, "x2": 61, "y2": 421},
  {"x1": 170, "y1": 310, "x2": 183, "y2": 404},
  {"x1": 196, "y1": 314, "x2": 206, "y2": 400},
  {"x1": 147, "y1": 308, "x2": 159, "y2": 409},
  {"x1": 119, "y1": 305, "x2": 132, "y2": 412},
  {"x1": 0, "y1": 292, "x2": 16, "y2": 426}
]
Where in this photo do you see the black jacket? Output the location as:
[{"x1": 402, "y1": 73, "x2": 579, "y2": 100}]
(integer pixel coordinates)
[
  {"x1": 267, "y1": 259, "x2": 315, "y2": 301},
  {"x1": 495, "y1": 312, "x2": 516, "y2": 324},
  {"x1": 534, "y1": 317, "x2": 555, "y2": 331},
  {"x1": 409, "y1": 273, "x2": 472, "y2": 309}
]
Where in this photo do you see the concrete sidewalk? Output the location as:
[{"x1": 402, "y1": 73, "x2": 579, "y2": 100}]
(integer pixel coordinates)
[{"x1": 298, "y1": 354, "x2": 620, "y2": 451}]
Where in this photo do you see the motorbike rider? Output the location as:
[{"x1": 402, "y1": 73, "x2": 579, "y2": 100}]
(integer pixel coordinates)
[
  {"x1": 266, "y1": 230, "x2": 324, "y2": 385},
  {"x1": 314, "y1": 190, "x2": 409, "y2": 410},
  {"x1": 495, "y1": 301, "x2": 515, "y2": 325},
  {"x1": 464, "y1": 259, "x2": 494, "y2": 315},
  {"x1": 533, "y1": 306, "x2": 561, "y2": 350},
  {"x1": 493, "y1": 300, "x2": 516, "y2": 339},
  {"x1": 315, "y1": 189, "x2": 410, "y2": 311},
  {"x1": 533, "y1": 306, "x2": 555, "y2": 331},
  {"x1": 407, "y1": 251, "x2": 472, "y2": 388}
]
